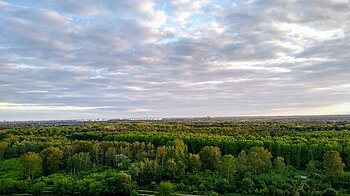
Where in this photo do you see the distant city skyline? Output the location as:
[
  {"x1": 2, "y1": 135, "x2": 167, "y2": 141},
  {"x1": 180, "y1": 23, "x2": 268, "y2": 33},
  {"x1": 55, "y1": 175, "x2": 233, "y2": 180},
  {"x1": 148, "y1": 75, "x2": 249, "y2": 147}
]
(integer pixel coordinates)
[{"x1": 1, "y1": 0, "x2": 350, "y2": 120}]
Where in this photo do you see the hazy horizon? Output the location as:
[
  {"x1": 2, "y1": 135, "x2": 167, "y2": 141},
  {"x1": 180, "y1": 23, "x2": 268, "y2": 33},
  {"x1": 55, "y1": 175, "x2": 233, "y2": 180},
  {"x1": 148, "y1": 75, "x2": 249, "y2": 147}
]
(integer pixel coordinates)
[{"x1": 1, "y1": 0, "x2": 350, "y2": 120}]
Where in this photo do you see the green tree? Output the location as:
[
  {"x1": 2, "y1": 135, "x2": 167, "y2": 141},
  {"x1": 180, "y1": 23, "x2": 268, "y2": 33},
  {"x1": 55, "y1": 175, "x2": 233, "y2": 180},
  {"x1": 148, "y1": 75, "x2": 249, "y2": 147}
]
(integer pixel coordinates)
[
  {"x1": 161, "y1": 146, "x2": 185, "y2": 180},
  {"x1": 306, "y1": 160, "x2": 320, "y2": 174},
  {"x1": 323, "y1": 151, "x2": 345, "y2": 178},
  {"x1": 156, "y1": 146, "x2": 166, "y2": 164},
  {"x1": 219, "y1": 155, "x2": 236, "y2": 180},
  {"x1": 163, "y1": 158, "x2": 178, "y2": 180},
  {"x1": 92, "y1": 142, "x2": 104, "y2": 165},
  {"x1": 246, "y1": 147, "x2": 272, "y2": 174},
  {"x1": 199, "y1": 146, "x2": 221, "y2": 170},
  {"x1": 167, "y1": 139, "x2": 187, "y2": 160},
  {"x1": 21, "y1": 152, "x2": 42, "y2": 180},
  {"x1": 273, "y1": 156, "x2": 285, "y2": 170},
  {"x1": 115, "y1": 154, "x2": 131, "y2": 170},
  {"x1": 105, "y1": 147, "x2": 117, "y2": 166},
  {"x1": 237, "y1": 150, "x2": 248, "y2": 173},
  {"x1": 104, "y1": 172, "x2": 137, "y2": 196},
  {"x1": 128, "y1": 161, "x2": 145, "y2": 185},
  {"x1": 0, "y1": 141, "x2": 8, "y2": 160},
  {"x1": 187, "y1": 153, "x2": 201, "y2": 172},
  {"x1": 143, "y1": 158, "x2": 161, "y2": 184},
  {"x1": 40, "y1": 147, "x2": 63, "y2": 174},
  {"x1": 67, "y1": 152, "x2": 91, "y2": 174}
]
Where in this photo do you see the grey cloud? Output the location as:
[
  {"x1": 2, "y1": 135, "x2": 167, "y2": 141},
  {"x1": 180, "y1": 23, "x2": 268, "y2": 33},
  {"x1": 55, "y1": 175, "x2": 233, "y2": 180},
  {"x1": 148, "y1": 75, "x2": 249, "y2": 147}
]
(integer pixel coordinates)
[{"x1": 0, "y1": 0, "x2": 349, "y2": 120}]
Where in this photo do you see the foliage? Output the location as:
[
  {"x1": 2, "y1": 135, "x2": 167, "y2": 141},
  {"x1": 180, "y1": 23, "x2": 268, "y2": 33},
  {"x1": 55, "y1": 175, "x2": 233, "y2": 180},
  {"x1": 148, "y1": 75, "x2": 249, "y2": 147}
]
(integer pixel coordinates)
[
  {"x1": 187, "y1": 153, "x2": 201, "y2": 172},
  {"x1": 157, "y1": 181, "x2": 175, "y2": 196},
  {"x1": 241, "y1": 178, "x2": 255, "y2": 195},
  {"x1": 21, "y1": 152, "x2": 42, "y2": 180},
  {"x1": 115, "y1": 153, "x2": 131, "y2": 170},
  {"x1": 219, "y1": 155, "x2": 236, "y2": 180},
  {"x1": 67, "y1": 152, "x2": 91, "y2": 174},
  {"x1": 323, "y1": 151, "x2": 344, "y2": 179},
  {"x1": 199, "y1": 146, "x2": 221, "y2": 170},
  {"x1": 30, "y1": 181, "x2": 46, "y2": 195},
  {"x1": 1, "y1": 121, "x2": 350, "y2": 194},
  {"x1": 274, "y1": 156, "x2": 286, "y2": 170},
  {"x1": 0, "y1": 158, "x2": 25, "y2": 179},
  {"x1": 40, "y1": 146, "x2": 63, "y2": 174}
]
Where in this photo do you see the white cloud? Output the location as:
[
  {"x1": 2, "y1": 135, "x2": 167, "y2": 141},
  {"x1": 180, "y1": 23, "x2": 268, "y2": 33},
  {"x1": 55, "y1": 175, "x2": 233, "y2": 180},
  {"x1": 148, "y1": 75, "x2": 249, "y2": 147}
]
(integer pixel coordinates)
[
  {"x1": 127, "y1": 108, "x2": 153, "y2": 113},
  {"x1": 0, "y1": 102, "x2": 109, "y2": 111},
  {"x1": 0, "y1": 0, "x2": 349, "y2": 120}
]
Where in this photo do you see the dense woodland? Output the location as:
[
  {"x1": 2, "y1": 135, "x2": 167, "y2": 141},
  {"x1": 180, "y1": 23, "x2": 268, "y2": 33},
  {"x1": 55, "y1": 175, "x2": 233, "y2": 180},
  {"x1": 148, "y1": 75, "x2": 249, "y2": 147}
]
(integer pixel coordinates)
[{"x1": 1, "y1": 120, "x2": 350, "y2": 195}]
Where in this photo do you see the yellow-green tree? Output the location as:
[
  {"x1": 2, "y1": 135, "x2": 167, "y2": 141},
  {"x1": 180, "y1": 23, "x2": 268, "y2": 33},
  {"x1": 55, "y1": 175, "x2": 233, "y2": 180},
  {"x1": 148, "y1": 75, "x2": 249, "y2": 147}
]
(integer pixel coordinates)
[
  {"x1": 187, "y1": 153, "x2": 201, "y2": 172},
  {"x1": 273, "y1": 156, "x2": 285, "y2": 171},
  {"x1": 199, "y1": 146, "x2": 221, "y2": 170},
  {"x1": 40, "y1": 147, "x2": 63, "y2": 174},
  {"x1": 219, "y1": 155, "x2": 236, "y2": 180},
  {"x1": 247, "y1": 147, "x2": 272, "y2": 174},
  {"x1": 0, "y1": 141, "x2": 8, "y2": 160},
  {"x1": 323, "y1": 151, "x2": 345, "y2": 178},
  {"x1": 21, "y1": 152, "x2": 42, "y2": 180},
  {"x1": 166, "y1": 139, "x2": 187, "y2": 160}
]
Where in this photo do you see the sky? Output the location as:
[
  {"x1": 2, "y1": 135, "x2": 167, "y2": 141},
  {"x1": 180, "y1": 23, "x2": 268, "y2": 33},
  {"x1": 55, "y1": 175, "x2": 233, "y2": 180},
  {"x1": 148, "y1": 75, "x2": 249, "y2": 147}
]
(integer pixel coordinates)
[{"x1": 0, "y1": 0, "x2": 350, "y2": 120}]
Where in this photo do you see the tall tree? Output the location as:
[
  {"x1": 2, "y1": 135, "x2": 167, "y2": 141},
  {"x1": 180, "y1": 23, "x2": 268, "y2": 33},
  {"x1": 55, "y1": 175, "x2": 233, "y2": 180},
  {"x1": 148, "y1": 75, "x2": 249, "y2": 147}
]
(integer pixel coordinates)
[
  {"x1": 219, "y1": 155, "x2": 236, "y2": 180},
  {"x1": 246, "y1": 147, "x2": 272, "y2": 174},
  {"x1": 143, "y1": 158, "x2": 161, "y2": 184},
  {"x1": 105, "y1": 147, "x2": 117, "y2": 166},
  {"x1": 0, "y1": 141, "x2": 8, "y2": 160},
  {"x1": 187, "y1": 153, "x2": 201, "y2": 172},
  {"x1": 237, "y1": 150, "x2": 248, "y2": 173},
  {"x1": 40, "y1": 147, "x2": 63, "y2": 174},
  {"x1": 199, "y1": 146, "x2": 221, "y2": 170},
  {"x1": 21, "y1": 152, "x2": 42, "y2": 180},
  {"x1": 323, "y1": 151, "x2": 345, "y2": 178},
  {"x1": 166, "y1": 139, "x2": 187, "y2": 160},
  {"x1": 273, "y1": 156, "x2": 285, "y2": 171},
  {"x1": 67, "y1": 152, "x2": 91, "y2": 174}
]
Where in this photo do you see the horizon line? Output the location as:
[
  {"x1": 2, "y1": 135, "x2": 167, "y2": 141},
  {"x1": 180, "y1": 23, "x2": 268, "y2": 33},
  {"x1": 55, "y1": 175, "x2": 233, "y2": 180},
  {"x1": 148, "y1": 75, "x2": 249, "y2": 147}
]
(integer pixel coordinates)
[{"x1": 2, "y1": 113, "x2": 350, "y2": 122}]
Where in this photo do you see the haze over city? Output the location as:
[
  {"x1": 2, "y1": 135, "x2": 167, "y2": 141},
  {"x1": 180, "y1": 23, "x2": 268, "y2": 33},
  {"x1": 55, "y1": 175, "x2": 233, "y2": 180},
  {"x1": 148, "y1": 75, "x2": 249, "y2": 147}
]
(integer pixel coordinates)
[{"x1": 1, "y1": 0, "x2": 349, "y2": 120}]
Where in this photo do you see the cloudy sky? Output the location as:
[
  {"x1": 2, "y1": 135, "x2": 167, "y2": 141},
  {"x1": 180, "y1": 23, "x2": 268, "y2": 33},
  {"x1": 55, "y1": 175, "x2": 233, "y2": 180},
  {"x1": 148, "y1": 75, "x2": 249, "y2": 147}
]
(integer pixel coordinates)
[{"x1": 0, "y1": 0, "x2": 350, "y2": 120}]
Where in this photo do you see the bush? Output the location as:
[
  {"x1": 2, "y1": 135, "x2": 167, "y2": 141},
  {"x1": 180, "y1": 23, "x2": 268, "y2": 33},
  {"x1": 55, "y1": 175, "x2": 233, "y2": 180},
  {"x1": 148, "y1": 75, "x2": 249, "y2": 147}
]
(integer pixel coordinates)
[
  {"x1": 30, "y1": 181, "x2": 46, "y2": 195},
  {"x1": 103, "y1": 171, "x2": 137, "y2": 196},
  {"x1": 0, "y1": 178, "x2": 29, "y2": 194},
  {"x1": 52, "y1": 176, "x2": 75, "y2": 195},
  {"x1": 241, "y1": 178, "x2": 255, "y2": 195},
  {"x1": 157, "y1": 181, "x2": 175, "y2": 196},
  {"x1": 208, "y1": 191, "x2": 219, "y2": 196},
  {"x1": 322, "y1": 188, "x2": 337, "y2": 196}
]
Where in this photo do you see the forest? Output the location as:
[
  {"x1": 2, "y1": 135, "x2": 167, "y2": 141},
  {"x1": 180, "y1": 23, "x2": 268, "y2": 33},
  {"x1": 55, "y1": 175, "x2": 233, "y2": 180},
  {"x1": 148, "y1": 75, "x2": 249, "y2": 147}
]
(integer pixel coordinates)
[{"x1": 1, "y1": 120, "x2": 350, "y2": 195}]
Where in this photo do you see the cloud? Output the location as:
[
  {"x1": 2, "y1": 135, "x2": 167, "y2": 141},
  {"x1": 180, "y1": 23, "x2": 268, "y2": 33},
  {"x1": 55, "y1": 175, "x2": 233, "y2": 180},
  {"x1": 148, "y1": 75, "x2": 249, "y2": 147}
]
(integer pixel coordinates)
[
  {"x1": 0, "y1": 102, "x2": 108, "y2": 111},
  {"x1": 0, "y1": 0, "x2": 349, "y2": 120}
]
